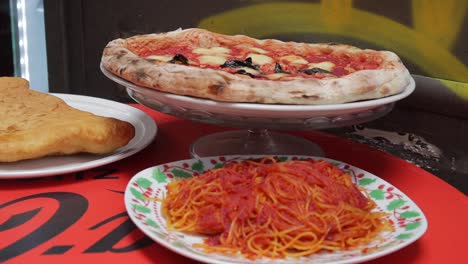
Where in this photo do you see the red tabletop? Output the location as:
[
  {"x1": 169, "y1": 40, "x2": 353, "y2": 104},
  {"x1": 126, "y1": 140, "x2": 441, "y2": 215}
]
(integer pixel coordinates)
[{"x1": 0, "y1": 105, "x2": 467, "y2": 264}]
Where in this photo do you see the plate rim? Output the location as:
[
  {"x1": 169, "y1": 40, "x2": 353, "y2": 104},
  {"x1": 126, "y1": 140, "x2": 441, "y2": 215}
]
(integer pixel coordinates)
[
  {"x1": 124, "y1": 155, "x2": 428, "y2": 264},
  {"x1": 0, "y1": 93, "x2": 157, "y2": 179}
]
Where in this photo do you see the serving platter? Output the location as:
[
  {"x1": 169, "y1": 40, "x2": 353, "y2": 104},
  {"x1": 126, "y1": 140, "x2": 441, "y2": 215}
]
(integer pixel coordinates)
[
  {"x1": 102, "y1": 65, "x2": 414, "y2": 157},
  {"x1": 101, "y1": 64, "x2": 415, "y2": 130},
  {"x1": 0, "y1": 94, "x2": 157, "y2": 179},
  {"x1": 124, "y1": 155, "x2": 428, "y2": 264}
]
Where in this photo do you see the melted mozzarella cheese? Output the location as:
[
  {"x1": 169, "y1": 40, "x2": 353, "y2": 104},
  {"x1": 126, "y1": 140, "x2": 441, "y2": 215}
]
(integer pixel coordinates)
[
  {"x1": 238, "y1": 67, "x2": 260, "y2": 75},
  {"x1": 266, "y1": 73, "x2": 288, "y2": 79},
  {"x1": 280, "y1": 55, "x2": 308, "y2": 65},
  {"x1": 249, "y1": 47, "x2": 268, "y2": 54},
  {"x1": 193, "y1": 47, "x2": 230, "y2": 55},
  {"x1": 247, "y1": 53, "x2": 273, "y2": 65},
  {"x1": 235, "y1": 44, "x2": 268, "y2": 54},
  {"x1": 307, "y1": 61, "x2": 335, "y2": 71},
  {"x1": 198, "y1": 55, "x2": 227, "y2": 65},
  {"x1": 330, "y1": 45, "x2": 361, "y2": 54},
  {"x1": 146, "y1": 55, "x2": 173, "y2": 62}
]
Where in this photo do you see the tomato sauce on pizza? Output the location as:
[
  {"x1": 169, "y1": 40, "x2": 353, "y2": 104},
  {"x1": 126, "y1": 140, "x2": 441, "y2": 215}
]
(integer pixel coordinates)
[{"x1": 134, "y1": 42, "x2": 382, "y2": 81}]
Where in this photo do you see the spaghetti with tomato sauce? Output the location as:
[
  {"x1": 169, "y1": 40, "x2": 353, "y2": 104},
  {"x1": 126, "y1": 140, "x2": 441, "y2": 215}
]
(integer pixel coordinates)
[{"x1": 161, "y1": 158, "x2": 392, "y2": 259}]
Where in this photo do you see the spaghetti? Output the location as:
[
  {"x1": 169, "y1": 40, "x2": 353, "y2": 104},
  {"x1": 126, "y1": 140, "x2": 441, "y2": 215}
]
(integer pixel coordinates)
[{"x1": 161, "y1": 157, "x2": 392, "y2": 259}]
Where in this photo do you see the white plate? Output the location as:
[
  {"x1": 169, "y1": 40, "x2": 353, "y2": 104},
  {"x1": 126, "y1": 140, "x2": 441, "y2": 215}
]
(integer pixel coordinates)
[
  {"x1": 102, "y1": 64, "x2": 415, "y2": 130},
  {"x1": 125, "y1": 155, "x2": 428, "y2": 264},
  {"x1": 0, "y1": 93, "x2": 157, "y2": 179}
]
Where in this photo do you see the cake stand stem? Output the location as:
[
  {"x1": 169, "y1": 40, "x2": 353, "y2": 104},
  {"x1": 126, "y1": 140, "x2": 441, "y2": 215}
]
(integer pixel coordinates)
[{"x1": 190, "y1": 129, "x2": 324, "y2": 158}]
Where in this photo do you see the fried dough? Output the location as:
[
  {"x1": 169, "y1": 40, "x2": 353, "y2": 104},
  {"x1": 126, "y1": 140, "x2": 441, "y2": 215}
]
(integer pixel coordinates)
[{"x1": 0, "y1": 77, "x2": 135, "y2": 162}]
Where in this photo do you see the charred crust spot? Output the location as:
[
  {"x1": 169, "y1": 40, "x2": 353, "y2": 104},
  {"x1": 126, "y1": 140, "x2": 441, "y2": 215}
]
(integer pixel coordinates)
[
  {"x1": 119, "y1": 67, "x2": 127, "y2": 74},
  {"x1": 289, "y1": 91, "x2": 303, "y2": 95},
  {"x1": 145, "y1": 58, "x2": 157, "y2": 63},
  {"x1": 288, "y1": 91, "x2": 320, "y2": 99},
  {"x1": 302, "y1": 94, "x2": 320, "y2": 99},
  {"x1": 208, "y1": 84, "x2": 225, "y2": 95},
  {"x1": 116, "y1": 50, "x2": 127, "y2": 59},
  {"x1": 135, "y1": 71, "x2": 149, "y2": 81},
  {"x1": 359, "y1": 86, "x2": 374, "y2": 94},
  {"x1": 381, "y1": 87, "x2": 390, "y2": 95}
]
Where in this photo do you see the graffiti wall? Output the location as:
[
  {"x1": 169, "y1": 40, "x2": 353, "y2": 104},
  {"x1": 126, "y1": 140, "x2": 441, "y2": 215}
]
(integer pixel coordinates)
[
  {"x1": 195, "y1": 0, "x2": 467, "y2": 113},
  {"x1": 89, "y1": 0, "x2": 466, "y2": 115}
]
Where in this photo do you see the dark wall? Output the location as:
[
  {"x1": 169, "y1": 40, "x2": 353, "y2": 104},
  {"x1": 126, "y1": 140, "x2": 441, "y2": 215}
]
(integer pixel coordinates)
[
  {"x1": 0, "y1": 0, "x2": 14, "y2": 76},
  {"x1": 44, "y1": 0, "x2": 468, "y2": 103}
]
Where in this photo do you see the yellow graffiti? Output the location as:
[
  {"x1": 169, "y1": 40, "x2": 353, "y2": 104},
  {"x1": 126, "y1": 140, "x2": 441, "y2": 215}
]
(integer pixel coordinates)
[
  {"x1": 412, "y1": 0, "x2": 468, "y2": 49},
  {"x1": 440, "y1": 79, "x2": 468, "y2": 99},
  {"x1": 320, "y1": 0, "x2": 352, "y2": 28},
  {"x1": 197, "y1": 1, "x2": 468, "y2": 99}
]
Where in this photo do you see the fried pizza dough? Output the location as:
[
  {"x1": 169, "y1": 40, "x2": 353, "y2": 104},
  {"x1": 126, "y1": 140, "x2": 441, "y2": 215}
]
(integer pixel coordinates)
[{"x1": 0, "y1": 77, "x2": 135, "y2": 162}]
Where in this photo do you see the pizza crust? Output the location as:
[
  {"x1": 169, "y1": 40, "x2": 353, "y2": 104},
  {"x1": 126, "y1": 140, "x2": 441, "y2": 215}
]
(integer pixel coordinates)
[{"x1": 101, "y1": 28, "x2": 412, "y2": 105}]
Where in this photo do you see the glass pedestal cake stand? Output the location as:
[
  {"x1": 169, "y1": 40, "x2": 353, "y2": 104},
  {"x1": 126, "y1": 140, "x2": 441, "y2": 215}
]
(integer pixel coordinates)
[{"x1": 101, "y1": 65, "x2": 415, "y2": 158}]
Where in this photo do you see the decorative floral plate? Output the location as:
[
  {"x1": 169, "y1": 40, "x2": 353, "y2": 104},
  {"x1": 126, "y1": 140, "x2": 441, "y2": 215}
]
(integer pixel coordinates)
[{"x1": 124, "y1": 155, "x2": 428, "y2": 264}]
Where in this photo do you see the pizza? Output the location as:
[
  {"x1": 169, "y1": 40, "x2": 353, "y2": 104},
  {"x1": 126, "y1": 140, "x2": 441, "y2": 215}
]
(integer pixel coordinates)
[{"x1": 101, "y1": 28, "x2": 412, "y2": 105}]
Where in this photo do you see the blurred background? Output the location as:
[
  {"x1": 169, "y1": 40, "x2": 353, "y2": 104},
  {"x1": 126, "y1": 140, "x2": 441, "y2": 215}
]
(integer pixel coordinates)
[{"x1": 1, "y1": 0, "x2": 467, "y2": 193}]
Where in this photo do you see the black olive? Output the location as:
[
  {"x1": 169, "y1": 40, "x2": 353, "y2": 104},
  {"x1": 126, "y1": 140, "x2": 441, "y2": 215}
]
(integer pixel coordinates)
[
  {"x1": 169, "y1": 54, "x2": 189, "y2": 65},
  {"x1": 298, "y1": 67, "x2": 331, "y2": 74},
  {"x1": 221, "y1": 57, "x2": 259, "y2": 70},
  {"x1": 235, "y1": 69, "x2": 257, "y2": 78},
  {"x1": 274, "y1": 63, "x2": 290, "y2": 74}
]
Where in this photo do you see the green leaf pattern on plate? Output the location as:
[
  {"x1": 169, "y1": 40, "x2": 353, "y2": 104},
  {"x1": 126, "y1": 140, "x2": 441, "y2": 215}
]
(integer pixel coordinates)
[
  {"x1": 396, "y1": 233, "x2": 413, "y2": 240},
  {"x1": 387, "y1": 199, "x2": 406, "y2": 211},
  {"x1": 191, "y1": 160, "x2": 204, "y2": 172},
  {"x1": 136, "y1": 178, "x2": 152, "y2": 189},
  {"x1": 132, "y1": 203, "x2": 151, "y2": 214},
  {"x1": 125, "y1": 156, "x2": 427, "y2": 263},
  {"x1": 152, "y1": 168, "x2": 168, "y2": 183},
  {"x1": 400, "y1": 211, "x2": 421, "y2": 218},
  {"x1": 130, "y1": 187, "x2": 144, "y2": 202},
  {"x1": 213, "y1": 163, "x2": 224, "y2": 169},
  {"x1": 358, "y1": 178, "x2": 377, "y2": 186},
  {"x1": 171, "y1": 168, "x2": 192, "y2": 178},
  {"x1": 370, "y1": 189, "x2": 385, "y2": 200},
  {"x1": 405, "y1": 222, "x2": 422, "y2": 231},
  {"x1": 146, "y1": 218, "x2": 159, "y2": 228}
]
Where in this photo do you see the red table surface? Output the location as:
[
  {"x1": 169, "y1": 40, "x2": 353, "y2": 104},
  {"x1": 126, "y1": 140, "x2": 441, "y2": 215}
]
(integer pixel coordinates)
[{"x1": 0, "y1": 105, "x2": 467, "y2": 264}]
